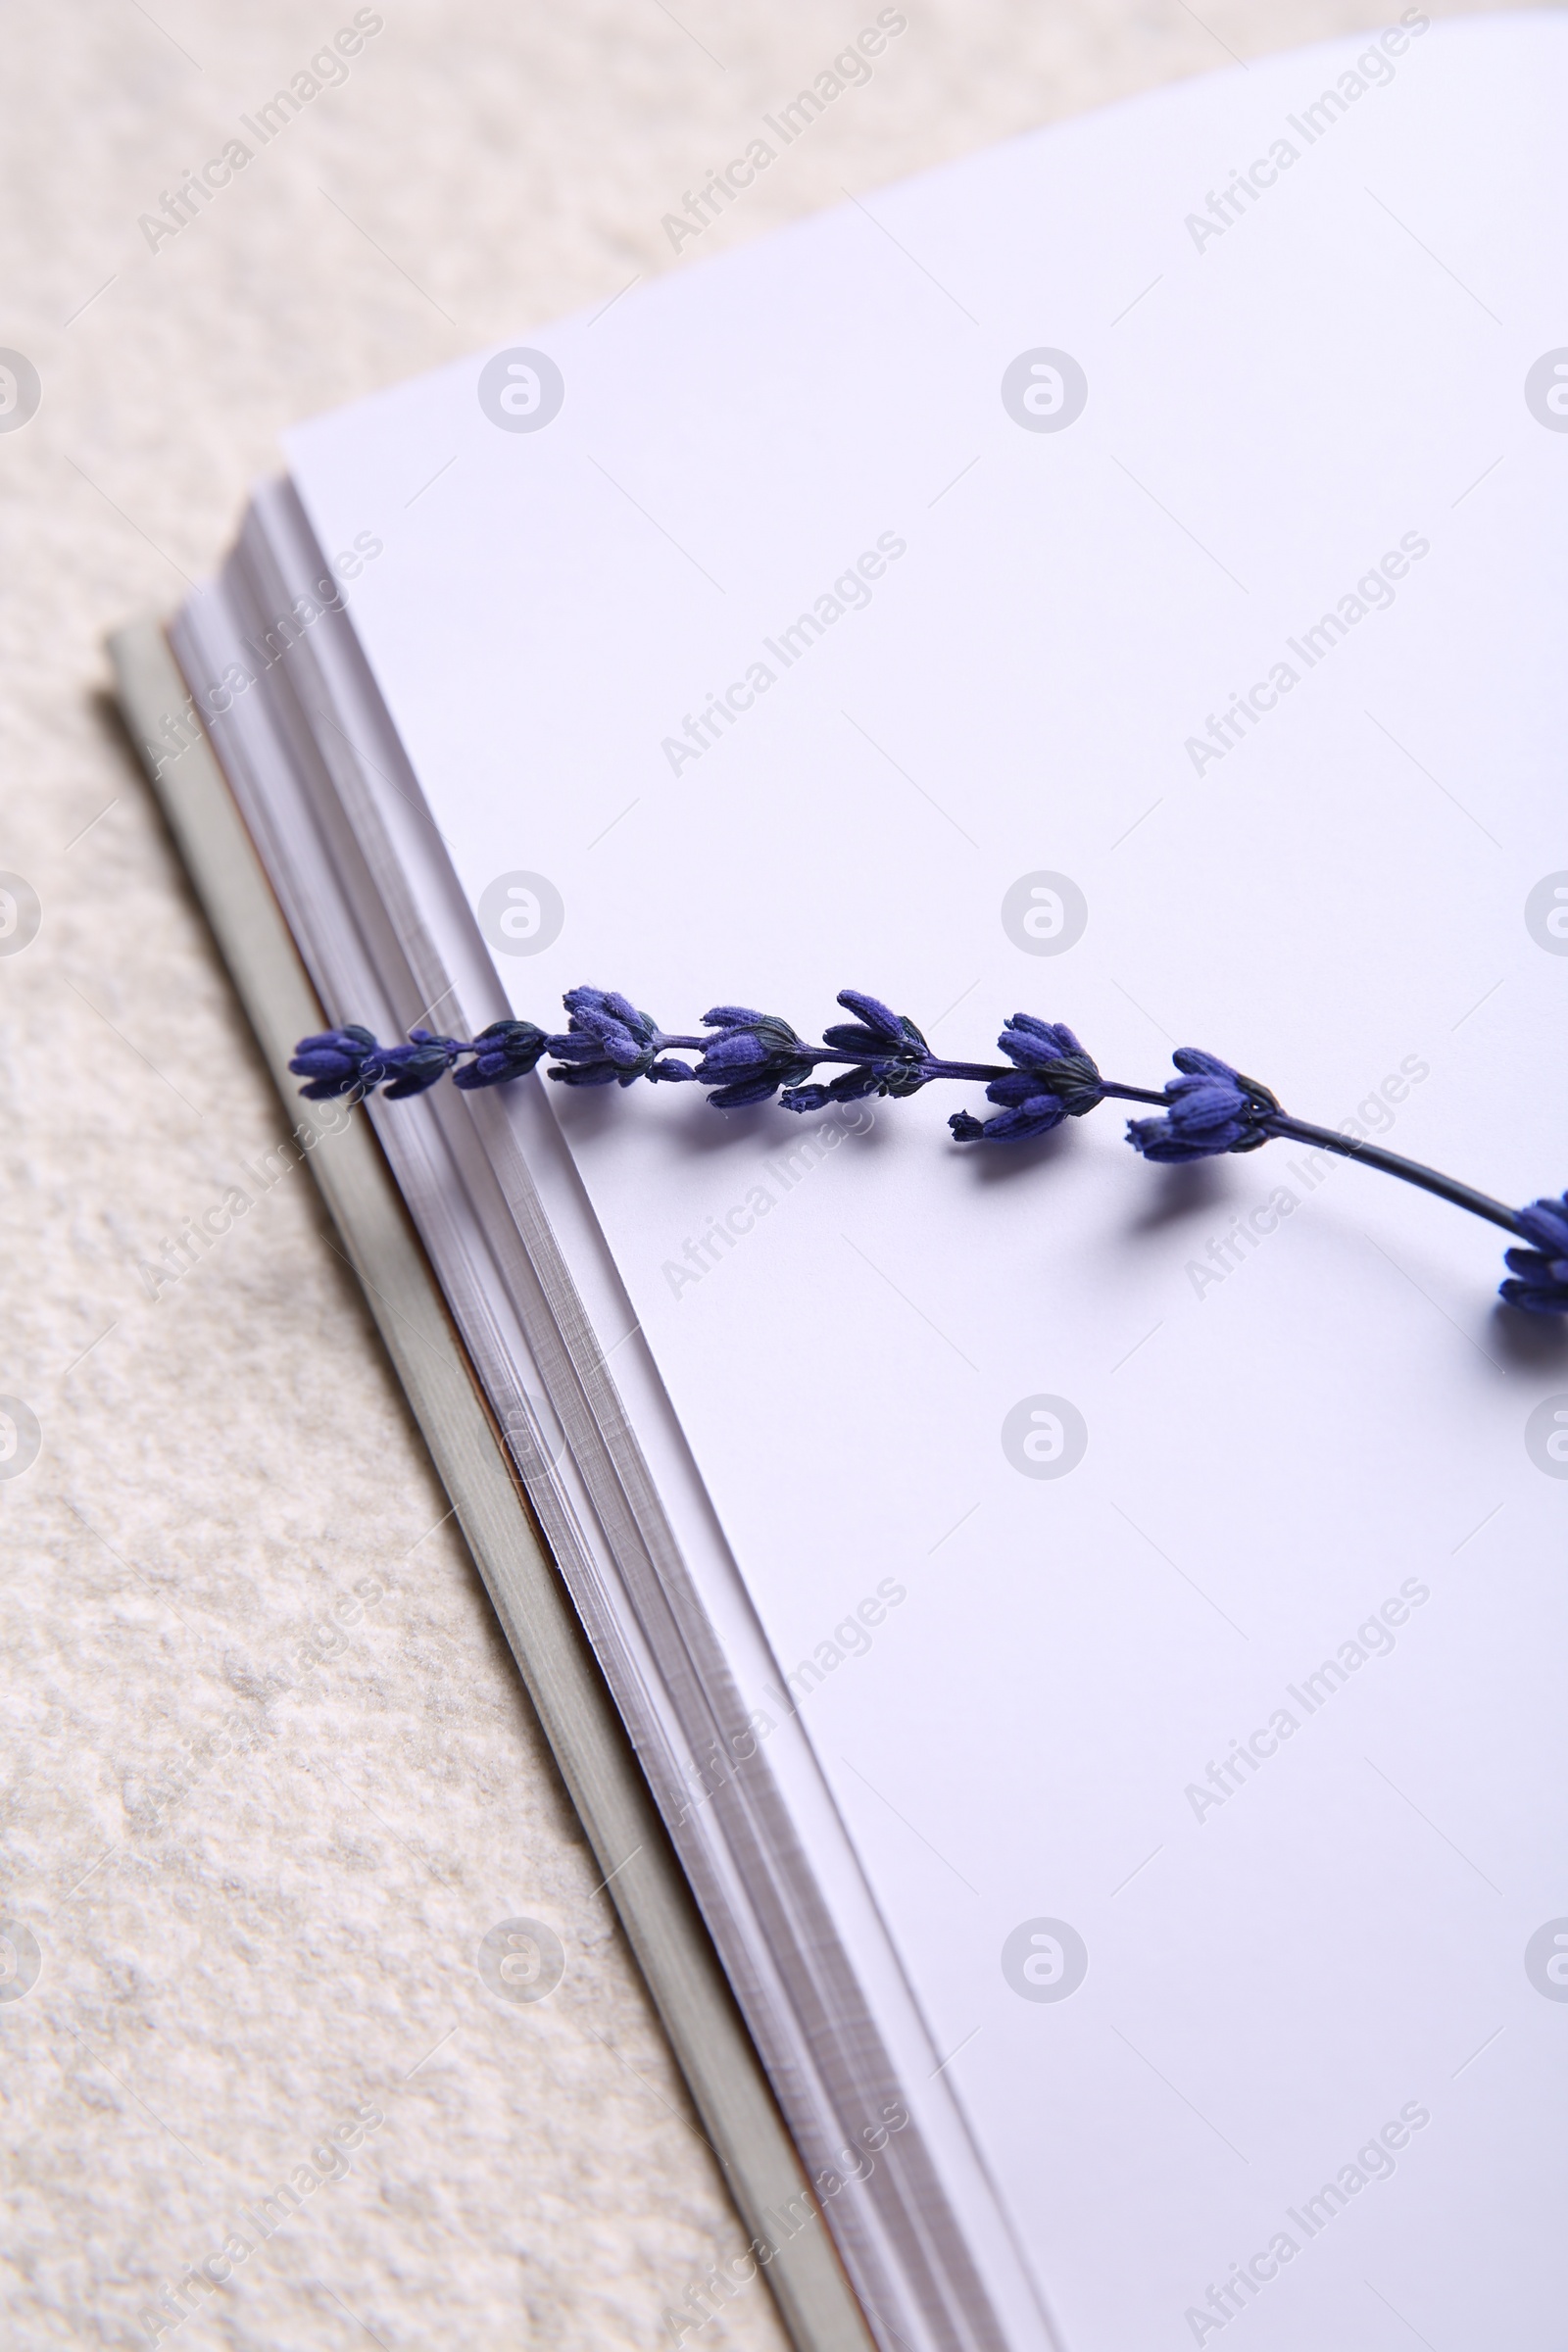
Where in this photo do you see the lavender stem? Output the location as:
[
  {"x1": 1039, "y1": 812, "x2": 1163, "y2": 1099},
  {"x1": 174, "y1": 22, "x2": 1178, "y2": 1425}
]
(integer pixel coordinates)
[{"x1": 1263, "y1": 1115, "x2": 1526, "y2": 1239}]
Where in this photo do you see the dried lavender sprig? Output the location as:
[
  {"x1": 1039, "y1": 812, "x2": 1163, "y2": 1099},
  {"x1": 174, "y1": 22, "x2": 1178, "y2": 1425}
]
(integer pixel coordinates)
[
  {"x1": 290, "y1": 990, "x2": 1167, "y2": 1122},
  {"x1": 287, "y1": 1001, "x2": 1567, "y2": 1314}
]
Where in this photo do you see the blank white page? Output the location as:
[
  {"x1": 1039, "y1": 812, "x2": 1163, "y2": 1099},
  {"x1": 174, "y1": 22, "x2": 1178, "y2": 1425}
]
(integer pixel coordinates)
[{"x1": 284, "y1": 17, "x2": 1568, "y2": 2345}]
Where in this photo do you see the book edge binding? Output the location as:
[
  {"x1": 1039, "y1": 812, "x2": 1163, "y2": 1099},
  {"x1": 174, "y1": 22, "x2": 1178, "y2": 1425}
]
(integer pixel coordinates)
[{"x1": 106, "y1": 610, "x2": 876, "y2": 2352}]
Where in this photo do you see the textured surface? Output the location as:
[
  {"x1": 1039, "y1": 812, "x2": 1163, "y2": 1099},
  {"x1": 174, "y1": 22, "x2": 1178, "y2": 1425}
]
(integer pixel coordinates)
[{"x1": 0, "y1": 2, "x2": 1532, "y2": 2346}]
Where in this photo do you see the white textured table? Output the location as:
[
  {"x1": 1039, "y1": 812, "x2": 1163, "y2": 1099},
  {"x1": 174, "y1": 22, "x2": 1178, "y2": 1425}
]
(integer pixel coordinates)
[{"x1": 0, "y1": 3, "x2": 1526, "y2": 2344}]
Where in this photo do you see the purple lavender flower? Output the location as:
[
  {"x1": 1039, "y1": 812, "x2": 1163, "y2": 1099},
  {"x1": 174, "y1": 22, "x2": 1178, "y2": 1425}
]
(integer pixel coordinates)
[
  {"x1": 289, "y1": 1024, "x2": 390, "y2": 1100},
  {"x1": 1500, "y1": 1193, "x2": 1568, "y2": 1314},
  {"x1": 950, "y1": 1016, "x2": 1102, "y2": 1144},
  {"x1": 377, "y1": 1028, "x2": 468, "y2": 1099},
  {"x1": 293, "y1": 1025, "x2": 467, "y2": 1101},
  {"x1": 451, "y1": 1018, "x2": 551, "y2": 1092},
  {"x1": 694, "y1": 1007, "x2": 818, "y2": 1109},
  {"x1": 1125, "y1": 1049, "x2": 1279, "y2": 1162},
  {"x1": 781, "y1": 990, "x2": 931, "y2": 1113},
  {"x1": 547, "y1": 986, "x2": 696, "y2": 1089}
]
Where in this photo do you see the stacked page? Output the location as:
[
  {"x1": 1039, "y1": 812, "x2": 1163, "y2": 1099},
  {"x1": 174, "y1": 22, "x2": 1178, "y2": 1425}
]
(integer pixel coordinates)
[{"x1": 171, "y1": 16, "x2": 1568, "y2": 2347}]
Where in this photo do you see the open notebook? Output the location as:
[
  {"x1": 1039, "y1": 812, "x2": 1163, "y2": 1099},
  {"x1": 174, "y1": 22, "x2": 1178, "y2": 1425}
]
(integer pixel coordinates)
[{"x1": 136, "y1": 13, "x2": 1568, "y2": 2346}]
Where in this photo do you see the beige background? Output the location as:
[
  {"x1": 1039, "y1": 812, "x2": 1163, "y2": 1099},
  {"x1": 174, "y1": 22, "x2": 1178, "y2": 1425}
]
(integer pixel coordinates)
[{"x1": 0, "y1": 2, "x2": 1537, "y2": 2345}]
